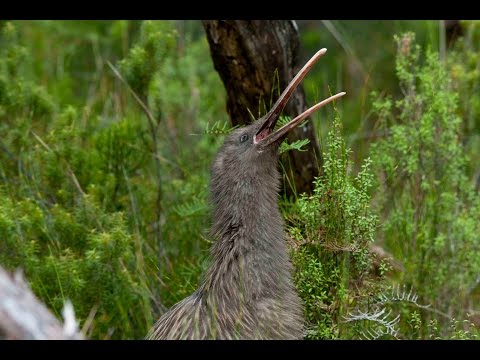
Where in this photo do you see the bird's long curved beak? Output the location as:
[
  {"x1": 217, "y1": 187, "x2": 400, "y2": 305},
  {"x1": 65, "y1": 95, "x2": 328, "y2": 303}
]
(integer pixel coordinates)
[{"x1": 254, "y1": 48, "x2": 346, "y2": 147}]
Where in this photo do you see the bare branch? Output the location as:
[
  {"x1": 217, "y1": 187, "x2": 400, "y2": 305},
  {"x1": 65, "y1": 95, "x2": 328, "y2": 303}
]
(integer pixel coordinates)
[
  {"x1": 106, "y1": 60, "x2": 158, "y2": 133},
  {"x1": 106, "y1": 59, "x2": 164, "y2": 258}
]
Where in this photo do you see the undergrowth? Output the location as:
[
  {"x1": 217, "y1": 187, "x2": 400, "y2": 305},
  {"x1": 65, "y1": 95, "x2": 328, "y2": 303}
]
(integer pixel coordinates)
[
  {"x1": 286, "y1": 112, "x2": 380, "y2": 339},
  {"x1": 370, "y1": 32, "x2": 480, "y2": 339}
]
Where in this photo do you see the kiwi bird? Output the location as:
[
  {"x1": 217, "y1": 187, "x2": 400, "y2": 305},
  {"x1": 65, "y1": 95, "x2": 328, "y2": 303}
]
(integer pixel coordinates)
[{"x1": 146, "y1": 48, "x2": 345, "y2": 340}]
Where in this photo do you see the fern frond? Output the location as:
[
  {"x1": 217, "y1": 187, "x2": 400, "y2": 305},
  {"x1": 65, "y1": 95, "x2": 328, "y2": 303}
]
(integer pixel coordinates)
[
  {"x1": 204, "y1": 120, "x2": 238, "y2": 135},
  {"x1": 377, "y1": 284, "x2": 431, "y2": 309},
  {"x1": 344, "y1": 307, "x2": 400, "y2": 340},
  {"x1": 275, "y1": 115, "x2": 291, "y2": 129},
  {"x1": 279, "y1": 138, "x2": 310, "y2": 154},
  {"x1": 275, "y1": 114, "x2": 310, "y2": 130},
  {"x1": 173, "y1": 199, "x2": 208, "y2": 217}
]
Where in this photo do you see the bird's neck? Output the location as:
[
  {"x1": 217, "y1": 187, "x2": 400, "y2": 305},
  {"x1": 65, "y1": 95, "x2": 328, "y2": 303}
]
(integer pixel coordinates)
[{"x1": 201, "y1": 164, "x2": 293, "y2": 300}]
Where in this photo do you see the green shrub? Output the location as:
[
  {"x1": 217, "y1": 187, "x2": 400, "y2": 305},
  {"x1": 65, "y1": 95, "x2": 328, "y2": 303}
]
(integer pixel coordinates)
[
  {"x1": 0, "y1": 20, "x2": 224, "y2": 339},
  {"x1": 447, "y1": 20, "x2": 480, "y2": 182},
  {"x1": 287, "y1": 113, "x2": 380, "y2": 339},
  {"x1": 371, "y1": 32, "x2": 480, "y2": 338}
]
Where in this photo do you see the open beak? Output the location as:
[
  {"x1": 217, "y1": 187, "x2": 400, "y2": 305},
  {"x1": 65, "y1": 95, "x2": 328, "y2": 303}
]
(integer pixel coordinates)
[{"x1": 253, "y1": 48, "x2": 346, "y2": 147}]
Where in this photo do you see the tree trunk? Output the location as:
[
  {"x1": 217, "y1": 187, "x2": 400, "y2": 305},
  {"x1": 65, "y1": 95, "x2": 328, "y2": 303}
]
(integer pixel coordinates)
[
  {"x1": 445, "y1": 20, "x2": 462, "y2": 47},
  {"x1": 202, "y1": 20, "x2": 322, "y2": 197}
]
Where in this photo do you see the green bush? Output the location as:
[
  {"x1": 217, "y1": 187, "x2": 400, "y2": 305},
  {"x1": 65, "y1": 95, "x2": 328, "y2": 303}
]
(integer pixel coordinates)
[
  {"x1": 287, "y1": 113, "x2": 380, "y2": 339},
  {"x1": 0, "y1": 20, "x2": 224, "y2": 339},
  {"x1": 447, "y1": 20, "x2": 480, "y2": 182},
  {"x1": 371, "y1": 32, "x2": 480, "y2": 338}
]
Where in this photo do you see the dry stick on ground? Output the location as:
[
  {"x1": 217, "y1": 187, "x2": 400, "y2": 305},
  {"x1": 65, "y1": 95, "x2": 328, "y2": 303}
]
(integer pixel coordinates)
[
  {"x1": 106, "y1": 60, "x2": 164, "y2": 260},
  {"x1": 0, "y1": 266, "x2": 84, "y2": 340}
]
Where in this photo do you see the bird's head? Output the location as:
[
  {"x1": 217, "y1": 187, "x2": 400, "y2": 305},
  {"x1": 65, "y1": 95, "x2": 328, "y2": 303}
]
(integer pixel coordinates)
[{"x1": 212, "y1": 48, "x2": 345, "y2": 180}]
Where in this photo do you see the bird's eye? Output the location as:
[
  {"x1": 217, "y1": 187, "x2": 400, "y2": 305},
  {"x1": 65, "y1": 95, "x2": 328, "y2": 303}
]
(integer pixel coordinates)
[{"x1": 240, "y1": 134, "x2": 249, "y2": 143}]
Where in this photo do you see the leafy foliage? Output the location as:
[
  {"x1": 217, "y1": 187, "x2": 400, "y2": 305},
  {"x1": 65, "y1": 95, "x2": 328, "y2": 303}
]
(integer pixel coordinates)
[
  {"x1": 287, "y1": 113, "x2": 379, "y2": 339},
  {"x1": 0, "y1": 20, "x2": 224, "y2": 339},
  {"x1": 447, "y1": 20, "x2": 480, "y2": 182},
  {"x1": 371, "y1": 32, "x2": 480, "y2": 338}
]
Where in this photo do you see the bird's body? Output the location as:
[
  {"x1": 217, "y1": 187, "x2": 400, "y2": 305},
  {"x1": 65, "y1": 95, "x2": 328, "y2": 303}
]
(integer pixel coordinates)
[
  {"x1": 147, "y1": 136, "x2": 303, "y2": 339},
  {"x1": 146, "y1": 49, "x2": 345, "y2": 340}
]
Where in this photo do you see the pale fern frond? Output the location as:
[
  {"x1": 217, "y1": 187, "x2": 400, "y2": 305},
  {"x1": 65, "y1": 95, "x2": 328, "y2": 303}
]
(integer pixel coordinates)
[
  {"x1": 279, "y1": 139, "x2": 310, "y2": 154},
  {"x1": 173, "y1": 199, "x2": 208, "y2": 217},
  {"x1": 204, "y1": 120, "x2": 238, "y2": 135},
  {"x1": 377, "y1": 284, "x2": 431, "y2": 309},
  {"x1": 344, "y1": 307, "x2": 400, "y2": 340}
]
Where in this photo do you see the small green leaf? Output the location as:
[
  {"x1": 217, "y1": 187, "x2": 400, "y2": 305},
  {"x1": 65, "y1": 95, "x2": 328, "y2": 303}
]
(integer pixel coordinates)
[{"x1": 279, "y1": 138, "x2": 310, "y2": 154}]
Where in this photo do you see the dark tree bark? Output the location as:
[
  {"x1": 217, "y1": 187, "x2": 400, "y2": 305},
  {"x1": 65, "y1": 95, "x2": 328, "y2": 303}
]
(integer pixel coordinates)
[
  {"x1": 445, "y1": 20, "x2": 462, "y2": 47},
  {"x1": 202, "y1": 20, "x2": 322, "y2": 196}
]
